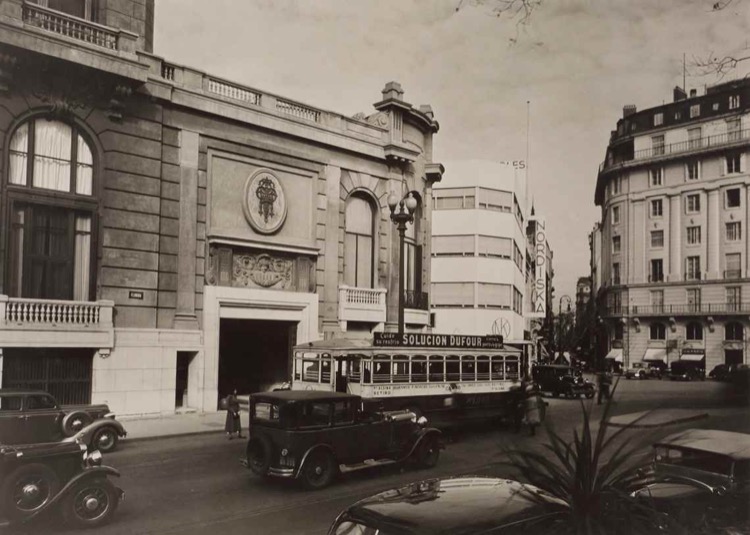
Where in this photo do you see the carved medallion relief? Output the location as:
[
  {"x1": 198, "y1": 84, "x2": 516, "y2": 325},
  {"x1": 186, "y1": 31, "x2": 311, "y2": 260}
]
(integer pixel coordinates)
[{"x1": 243, "y1": 168, "x2": 288, "y2": 234}]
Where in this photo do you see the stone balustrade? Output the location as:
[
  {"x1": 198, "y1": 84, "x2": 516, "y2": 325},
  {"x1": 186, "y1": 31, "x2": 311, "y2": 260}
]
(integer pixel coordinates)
[
  {"x1": 338, "y1": 286, "x2": 387, "y2": 330},
  {"x1": 0, "y1": 295, "x2": 113, "y2": 328}
]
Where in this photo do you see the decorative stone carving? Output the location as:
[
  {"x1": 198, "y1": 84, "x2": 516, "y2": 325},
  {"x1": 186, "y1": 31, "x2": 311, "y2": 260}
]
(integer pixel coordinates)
[
  {"x1": 243, "y1": 168, "x2": 288, "y2": 234},
  {"x1": 233, "y1": 253, "x2": 294, "y2": 290},
  {"x1": 367, "y1": 111, "x2": 390, "y2": 128}
]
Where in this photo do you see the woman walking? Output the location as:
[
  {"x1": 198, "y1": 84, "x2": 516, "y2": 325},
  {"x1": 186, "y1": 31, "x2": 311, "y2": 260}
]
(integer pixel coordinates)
[{"x1": 224, "y1": 389, "x2": 244, "y2": 440}]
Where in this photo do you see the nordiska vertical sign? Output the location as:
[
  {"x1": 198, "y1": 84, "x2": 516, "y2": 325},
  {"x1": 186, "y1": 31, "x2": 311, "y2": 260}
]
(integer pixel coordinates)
[{"x1": 528, "y1": 217, "x2": 546, "y2": 318}]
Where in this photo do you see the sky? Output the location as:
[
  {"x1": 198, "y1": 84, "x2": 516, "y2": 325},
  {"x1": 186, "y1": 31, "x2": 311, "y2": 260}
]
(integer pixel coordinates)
[{"x1": 155, "y1": 0, "x2": 750, "y2": 305}]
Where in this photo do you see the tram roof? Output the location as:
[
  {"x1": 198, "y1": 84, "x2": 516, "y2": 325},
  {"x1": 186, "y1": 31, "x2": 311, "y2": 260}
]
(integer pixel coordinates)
[{"x1": 293, "y1": 338, "x2": 523, "y2": 354}]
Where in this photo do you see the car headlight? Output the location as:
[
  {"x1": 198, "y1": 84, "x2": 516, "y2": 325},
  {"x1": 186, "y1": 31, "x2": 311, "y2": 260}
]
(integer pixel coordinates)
[
  {"x1": 417, "y1": 416, "x2": 428, "y2": 427},
  {"x1": 86, "y1": 450, "x2": 103, "y2": 467}
]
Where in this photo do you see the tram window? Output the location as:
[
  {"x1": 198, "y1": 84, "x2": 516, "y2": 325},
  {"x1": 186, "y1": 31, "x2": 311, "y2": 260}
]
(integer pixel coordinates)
[
  {"x1": 461, "y1": 356, "x2": 476, "y2": 381},
  {"x1": 294, "y1": 356, "x2": 302, "y2": 381},
  {"x1": 393, "y1": 356, "x2": 409, "y2": 383},
  {"x1": 363, "y1": 361, "x2": 373, "y2": 383},
  {"x1": 321, "y1": 360, "x2": 332, "y2": 383},
  {"x1": 446, "y1": 356, "x2": 460, "y2": 381},
  {"x1": 429, "y1": 355, "x2": 445, "y2": 382},
  {"x1": 302, "y1": 360, "x2": 320, "y2": 382},
  {"x1": 350, "y1": 359, "x2": 362, "y2": 382},
  {"x1": 477, "y1": 357, "x2": 490, "y2": 380},
  {"x1": 374, "y1": 355, "x2": 391, "y2": 383},
  {"x1": 491, "y1": 358, "x2": 504, "y2": 380},
  {"x1": 412, "y1": 356, "x2": 427, "y2": 382},
  {"x1": 506, "y1": 359, "x2": 519, "y2": 379}
]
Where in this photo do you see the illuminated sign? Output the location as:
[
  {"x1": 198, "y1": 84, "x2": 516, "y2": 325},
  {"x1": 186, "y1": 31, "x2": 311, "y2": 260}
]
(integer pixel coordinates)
[
  {"x1": 373, "y1": 332, "x2": 504, "y2": 349},
  {"x1": 528, "y1": 217, "x2": 546, "y2": 318}
]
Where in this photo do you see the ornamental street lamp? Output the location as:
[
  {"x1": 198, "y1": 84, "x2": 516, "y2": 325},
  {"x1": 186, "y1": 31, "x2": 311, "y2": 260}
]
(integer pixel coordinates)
[{"x1": 387, "y1": 190, "x2": 418, "y2": 337}]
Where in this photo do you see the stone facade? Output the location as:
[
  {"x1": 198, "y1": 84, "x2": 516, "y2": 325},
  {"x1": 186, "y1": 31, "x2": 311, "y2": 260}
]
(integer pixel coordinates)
[{"x1": 0, "y1": 0, "x2": 443, "y2": 414}]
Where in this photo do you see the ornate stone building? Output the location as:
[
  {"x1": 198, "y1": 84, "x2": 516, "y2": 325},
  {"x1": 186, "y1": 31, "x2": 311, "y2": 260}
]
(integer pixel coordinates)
[{"x1": 0, "y1": 0, "x2": 443, "y2": 414}]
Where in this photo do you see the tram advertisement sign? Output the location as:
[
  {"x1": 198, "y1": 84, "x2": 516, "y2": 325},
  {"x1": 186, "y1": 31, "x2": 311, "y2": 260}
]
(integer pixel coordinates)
[{"x1": 373, "y1": 332, "x2": 504, "y2": 349}]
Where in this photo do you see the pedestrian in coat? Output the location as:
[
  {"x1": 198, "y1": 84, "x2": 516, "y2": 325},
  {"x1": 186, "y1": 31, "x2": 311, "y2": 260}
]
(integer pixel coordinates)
[
  {"x1": 225, "y1": 389, "x2": 243, "y2": 440},
  {"x1": 597, "y1": 371, "x2": 612, "y2": 405},
  {"x1": 524, "y1": 385, "x2": 544, "y2": 436}
]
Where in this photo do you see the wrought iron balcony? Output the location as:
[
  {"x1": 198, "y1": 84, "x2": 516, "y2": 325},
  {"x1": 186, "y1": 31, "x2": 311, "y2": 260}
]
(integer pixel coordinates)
[
  {"x1": 603, "y1": 302, "x2": 750, "y2": 316},
  {"x1": 403, "y1": 290, "x2": 429, "y2": 310}
]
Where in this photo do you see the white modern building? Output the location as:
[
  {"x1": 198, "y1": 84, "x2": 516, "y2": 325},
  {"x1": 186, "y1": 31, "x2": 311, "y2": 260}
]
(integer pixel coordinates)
[{"x1": 430, "y1": 160, "x2": 533, "y2": 339}]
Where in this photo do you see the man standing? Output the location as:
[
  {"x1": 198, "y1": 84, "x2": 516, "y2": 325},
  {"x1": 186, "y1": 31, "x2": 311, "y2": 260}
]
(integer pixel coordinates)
[{"x1": 596, "y1": 371, "x2": 611, "y2": 405}]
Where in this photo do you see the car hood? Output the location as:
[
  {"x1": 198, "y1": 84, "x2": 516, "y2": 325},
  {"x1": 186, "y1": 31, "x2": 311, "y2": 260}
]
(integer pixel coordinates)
[
  {"x1": 344, "y1": 477, "x2": 566, "y2": 534},
  {"x1": 1, "y1": 440, "x2": 82, "y2": 458},
  {"x1": 634, "y1": 482, "x2": 708, "y2": 500}
]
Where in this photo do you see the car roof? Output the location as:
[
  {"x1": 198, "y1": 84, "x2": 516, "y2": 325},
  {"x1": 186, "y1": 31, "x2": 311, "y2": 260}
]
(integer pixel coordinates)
[
  {"x1": 344, "y1": 477, "x2": 565, "y2": 533},
  {"x1": 656, "y1": 430, "x2": 750, "y2": 461},
  {"x1": 251, "y1": 390, "x2": 361, "y2": 403},
  {"x1": 0, "y1": 389, "x2": 49, "y2": 396}
]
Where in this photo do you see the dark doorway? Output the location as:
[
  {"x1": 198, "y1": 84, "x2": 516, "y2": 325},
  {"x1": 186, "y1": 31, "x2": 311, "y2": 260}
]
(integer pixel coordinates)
[
  {"x1": 2, "y1": 348, "x2": 93, "y2": 404},
  {"x1": 725, "y1": 349, "x2": 744, "y2": 366},
  {"x1": 175, "y1": 351, "x2": 195, "y2": 408},
  {"x1": 218, "y1": 319, "x2": 297, "y2": 405}
]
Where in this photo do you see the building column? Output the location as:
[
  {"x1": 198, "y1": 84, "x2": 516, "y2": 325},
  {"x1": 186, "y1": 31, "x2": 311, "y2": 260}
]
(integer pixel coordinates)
[
  {"x1": 707, "y1": 188, "x2": 720, "y2": 280},
  {"x1": 173, "y1": 130, "x2": 200, "y2": 330},
  {"x1": 669, "y1": 194, "x2": 681, "y2": 281}
]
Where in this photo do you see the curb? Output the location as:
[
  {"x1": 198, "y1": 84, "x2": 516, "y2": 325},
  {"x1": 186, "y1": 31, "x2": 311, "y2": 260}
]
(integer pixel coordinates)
[
  {"x1": 123, "y1": 428, "x2": 224, "y2": 444},
  {"x1": 608, "y1": 411, "x2": 709, "y2": 429}
]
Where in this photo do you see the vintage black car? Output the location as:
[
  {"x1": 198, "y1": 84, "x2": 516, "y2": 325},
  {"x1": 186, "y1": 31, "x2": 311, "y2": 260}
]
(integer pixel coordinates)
[
  {"x1": 0, "y1": 389, "x2": 126, "y2": 453},
  {"x1": 243, "y1": 391, "x2": 442, "y2": 490},
  {"x1": 668, "y1": 361, "x2": 705, "y2": 381},
  {"x1": 632, "y1": 429, "x2": 750, "y2": 531},
  {"x1": 327, "y1": 476, "x2": 567, "y2": 534},
  {"x1": 0, "y1": 439, "x2": 123, "y2": 528},
  {"x1": 531, "y1": 364, "x2": 595, "y2": 399}
]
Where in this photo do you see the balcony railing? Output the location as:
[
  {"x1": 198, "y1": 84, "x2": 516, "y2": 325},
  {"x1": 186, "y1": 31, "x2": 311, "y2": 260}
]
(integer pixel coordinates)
[
  {"x1": 603, "y1": 302, "x2": 750, "y2": 316},
  {"x1": 338, "y1": 286, "x2": 387, "y2": 328},
  {"x1": 23, "y1": 2, "x2": 118, "y2": 50},
  {"x1": 1, "y1": 297, "x2": 113, "y2": 326},
  {"x1": 276, "y1": 98, "x2": 321, "y2": 123},
  {"x1": 601, "y1": 128, "x2": 750, "y2": 171},
  {"x1": 403, "y1": 291, "x2": 429, "y2": 310},
  {"x1": 207, "y1": 78, "x2": 261, "y2": 105},
  {"x1": 724, "y1": 269, "x2": 742, "y2": 279}
]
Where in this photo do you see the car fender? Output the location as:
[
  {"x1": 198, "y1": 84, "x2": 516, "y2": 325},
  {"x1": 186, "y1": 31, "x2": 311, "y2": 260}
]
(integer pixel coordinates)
[
  {"x1": 18, "y1": 466, "x2": 121, "y2": 524},
  {"x1": 294, "y1": 443, "x2": 337, "y2": 479},
  {"x1": 62, "y1": 419, "x2": 127, "y2": 449},
  {"x1": 404, "y1": 428, "x2": 442, "y2": 460}
]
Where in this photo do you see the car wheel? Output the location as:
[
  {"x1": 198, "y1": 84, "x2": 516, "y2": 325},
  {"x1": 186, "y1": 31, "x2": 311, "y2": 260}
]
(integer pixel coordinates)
[
  {"x1": 91, "y1": 427, "x2": 119, "y2": 453},
  {"x1": 300, "y1": 450, "x2": 337, "y2": 490},
  {"x1": 414, "y1": 436, "x2": 440, "y2": 469},
  {"x1": 246, "y1": 437, "x2": 272, "y2": 477},
  {"x1": 1, "y1": 463, "x2": 61, "y2": 522},
  {"x1": 585, "y1": 390, "x2": 595, "y2": 399},
  {"x1": 62, "y1": 411, "x2": 93, "y2": 437},
  {"x1": 61, "y1": 477, "x2": 119, "y2": 529}
]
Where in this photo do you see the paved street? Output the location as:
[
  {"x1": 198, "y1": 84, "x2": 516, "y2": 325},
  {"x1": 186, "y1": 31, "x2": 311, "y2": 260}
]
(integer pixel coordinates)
[{"x1": 23, "y1": 379, "x2": 750, "y2": 535}]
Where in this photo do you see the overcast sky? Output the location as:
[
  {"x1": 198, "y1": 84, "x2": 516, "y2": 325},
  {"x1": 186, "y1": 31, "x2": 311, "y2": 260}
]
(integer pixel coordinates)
[{"x1": 155, "y1": 0, "x2": 749, "y2": 306}]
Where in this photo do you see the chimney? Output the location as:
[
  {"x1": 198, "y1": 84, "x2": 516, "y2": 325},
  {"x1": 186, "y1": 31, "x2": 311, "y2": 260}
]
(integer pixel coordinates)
[
  {"x1": 623, "y1": 105, "x2": 637, "y2": 118},
  {"x1": 381, "y1": 82, "x2": 404, "y2": 102},
  {"x1": 689, "y1": 88, "x2": 697, "y2": 98},
  {"x1": 673, "y1": 86, "x2": 687, "y2": 102}
]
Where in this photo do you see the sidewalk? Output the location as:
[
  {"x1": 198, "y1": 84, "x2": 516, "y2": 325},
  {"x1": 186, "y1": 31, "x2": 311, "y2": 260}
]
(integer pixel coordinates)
[{"x1": 119, "y1": 410, "x2": 231, "y2": 441}]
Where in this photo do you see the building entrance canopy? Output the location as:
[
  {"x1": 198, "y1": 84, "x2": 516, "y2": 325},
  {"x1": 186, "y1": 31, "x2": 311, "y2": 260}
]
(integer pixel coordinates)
[
  {"x1": 643, "y1": 348, "x2": 667, "y2": 363},
  {"x1": 680, "y1": 349, "x2": 705, "y2": 362},
  {"x1": 605, "y1": 348, "x2": 623, "y2": 362}
]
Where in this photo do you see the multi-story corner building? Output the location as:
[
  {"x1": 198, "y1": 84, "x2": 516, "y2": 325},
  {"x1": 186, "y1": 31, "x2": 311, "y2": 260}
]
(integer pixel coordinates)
[
  {"x1": 430, "y1": 160, "x2": 548, "y2": 344},
  {"x1": 0, "y1": 0, "x2": 443, "y2": 415},
  {"x1": 595, "y1": 80, "x2": 750, "y2": 373}
]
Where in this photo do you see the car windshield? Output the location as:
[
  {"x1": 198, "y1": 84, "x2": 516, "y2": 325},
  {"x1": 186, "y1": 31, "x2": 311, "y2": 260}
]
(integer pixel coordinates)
[{"x1": 655, "y1": 446, "x2": 733, "y2": 476}]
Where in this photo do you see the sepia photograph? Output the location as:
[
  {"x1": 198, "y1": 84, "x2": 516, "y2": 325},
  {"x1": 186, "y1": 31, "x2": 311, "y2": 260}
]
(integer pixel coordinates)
[{"x1": 0, "y1": 0, "x2": 748, "y2": 533}]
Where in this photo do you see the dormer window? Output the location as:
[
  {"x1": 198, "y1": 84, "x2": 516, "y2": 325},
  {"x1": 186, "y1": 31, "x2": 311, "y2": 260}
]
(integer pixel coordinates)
[
  {"x1": 689, "y1": 104, "x2": 700, "y2": 118},
  {"x1": 653, "y1": 113, "x2": 664, "y2": 127},
  {"x1": 729, "y1": 95, "x2": 740, "y2": 110}
]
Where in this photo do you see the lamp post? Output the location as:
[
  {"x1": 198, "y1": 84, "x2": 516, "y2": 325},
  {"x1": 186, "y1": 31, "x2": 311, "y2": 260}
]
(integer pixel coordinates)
[
  {"x1": 387, "y1": 191, "x2": 417, "y2": 337},
  {"x1": 558, "y1": 295, "x2": 572, "y2": 354}
]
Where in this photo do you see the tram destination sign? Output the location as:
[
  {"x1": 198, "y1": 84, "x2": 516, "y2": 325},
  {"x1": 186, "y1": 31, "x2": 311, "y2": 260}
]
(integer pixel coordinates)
[{"x1": 373, "y1": 333, "x2": 504, "y2": 349}]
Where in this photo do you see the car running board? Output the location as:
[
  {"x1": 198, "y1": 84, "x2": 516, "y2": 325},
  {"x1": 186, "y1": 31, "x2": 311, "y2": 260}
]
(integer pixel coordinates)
[{"x1": 339, "y1": 458, "x2": 397, "y2": 473}]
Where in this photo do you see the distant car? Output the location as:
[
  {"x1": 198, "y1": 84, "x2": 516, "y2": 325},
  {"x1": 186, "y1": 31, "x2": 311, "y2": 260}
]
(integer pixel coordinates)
[
  {"x1": 709, "y1": 364, "x2": 742, "y2": 382},
  {"x1": 632, "y1": 429, "x2": 750, "y2": 531},
  {"x1": 0, "y1": 390, "x2": 126, "y2": 453},
  {"x1": 668, "y1": 361, "x2": 705, "y2": 381},
  {"x1": 0, "y1": 439, "x2": 123, "y2": 528},
  {"x1": 242, "y1": 391, "x2": 442, "y2": 490},
  {"x1": 625, "y1": 362, "x2": 664, "y2": 380},
  {"x1": 532, "y1": 364, "x2": 595, "y2": 399},
  {"x1": 327, "y1": 476, "x2": 567, "y2": 534}
]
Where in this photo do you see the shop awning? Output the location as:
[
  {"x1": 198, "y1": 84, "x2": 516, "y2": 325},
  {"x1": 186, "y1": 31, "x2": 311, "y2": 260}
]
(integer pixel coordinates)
[
  {"x1": 605, "y1": 348, "x2": 623, "y2": 362},
  {"x1": 643, "y1": 348, "x2": 667, "y2": 363},
  {"x1": 680, "y1": 349, "x2": 705, "y2": 362}
]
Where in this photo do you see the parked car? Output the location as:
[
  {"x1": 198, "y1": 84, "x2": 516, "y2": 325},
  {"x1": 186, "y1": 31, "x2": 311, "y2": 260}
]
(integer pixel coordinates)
[
  {"x1": 625, "y1": 362, "x2": 664, "y2": 380},
  {"x1": 0, "y1": 439, "x2": 123, "y2": 528},
  {"x1": 242, "y1": 391, "x2": 442, "y2": 490},
  {"x1": 708, "y1": 363, "x2": 744, "y2": 382},
  {"x1": 327, "y1": 476, "x2": 567, "y2": 534},
  {"x1": 632, "y1": 429, "x2": 750, "y2": 531},
  {"x1": 531, "y1": 364, "x2": 595, "y2": 399},
  {"x1": 0, "y1": 390, "x2": 126, "y2": 453},
  {"x1": 668, "y1": 361, "x2": 705, "y2": 381}
]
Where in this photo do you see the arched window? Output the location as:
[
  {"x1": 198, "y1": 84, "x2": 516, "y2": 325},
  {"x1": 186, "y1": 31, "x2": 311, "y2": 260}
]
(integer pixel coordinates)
[
  {"x1": 344, "y1": 194, "x2": 375, "y2": 288},
  {"x1": 650, "y1": 322, "x2": 666, "y2": 340},
  {"x1": 6, "y1": 117, "x2": 97, "y2": 301},
  {"x1": 686, "y1": 322, "x2": 703, "y2": 340},
  {"x1": 725, "y1": 322, "x2": 744, "y2": 341}
]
